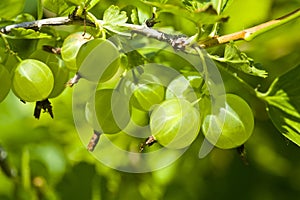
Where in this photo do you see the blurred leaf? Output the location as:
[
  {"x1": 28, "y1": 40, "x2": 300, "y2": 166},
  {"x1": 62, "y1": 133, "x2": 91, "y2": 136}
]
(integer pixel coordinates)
[
  {"x1": 134, "y1": 0, "x2": 155, "y2": 24},
  {"x1": 65, "y1": 0, "x2": 100, "y2": 10},
  {"x1": 130, "y1": 8, "x2": 140, "y2": 24},
  {"x1": 65, "y1": 0, "x2": 84, "y2": 5},
  {"x1": 143, "y1": 1, "x2": 228, "y2": 26},
  {"x1": 37, "y1": 0, "x2": 43, "y2": 19},
  {"x1": 14, "y1": 14, "x2": 35, "y2": 24},
  {"x1": 56, "y1": 162, "x2": 96, "y2": 200},
  {"x1": 42, "y1": 0, "x2": 74, "y2": 16},
  {"x1": 211, "y1": 0, "x2": 233, "y2": 13},
  {"x1": 0, "y1": 146, "x2": 15, "y2": 178},
  {"x1": 122, "y1": 0, "x2": 153, "y2": 24},
  {"x1": 29, "y1": 144, "x2": 67, "y2": 182},
  {"x1": 212, "y1": 42, "x2": 268, "y2": 78},
  {"x1": 126, "y1": 50, "x2": 147, "y2": 69},
  {"x1": 21, "y1": 148, "x2": 31, "y2": 190},
  {"x1": 0, "y1": 0, "x2": 25, "y2": 19},
  {"x1": 7, "y1": 28, "x2": 52, "y2": 39},
  {"x1": 86, "y1": 0, "x2": 101, "y2": 10},
  {"x1": 259, "y1": 64, "x2": 300, "y2": 146}
]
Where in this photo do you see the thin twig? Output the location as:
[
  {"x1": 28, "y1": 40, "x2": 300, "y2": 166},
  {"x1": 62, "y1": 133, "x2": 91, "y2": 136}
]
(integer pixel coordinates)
[
  {"x1": 199, "y1": 8, "x2": 300, "y2": 48},
  {"x1": 0, "y1": 8, "x2": 299, "y2": 49},
  {"x1": 126, "y1": 23, "x2": 190, "y2": 50},
  {"x1": 0, "y1": 17, "x2": 72, "y2": 33}
]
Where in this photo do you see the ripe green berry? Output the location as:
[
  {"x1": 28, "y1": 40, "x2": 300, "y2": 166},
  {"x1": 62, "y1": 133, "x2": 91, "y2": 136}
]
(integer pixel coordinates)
[
  {"x1": 30, "y1": 50, "x2": 69, "y2": 98},
  {"x1": 12, "y1": 59, "x2": 54, "y2": 102},
  {"x1": 166, "y1": 74, "x2": 199, "y2": 103},
  {"x1": 85, "y1": 89, "x2": 130, "y2": 134},
  {"x1": 118, "y1": 71, "x2": 165, "y2": 111},
  {"x1": 202, "y1": 94, "x2": 254, "y2": 149},
  {"x1": 150, "y1": 98, "x2": 201, "y2": 149},
  {"x1": 61, "y1": 32, "x2": 92, "y2": 71},
  {"x1": 131, "y1": 83, "x2": 165, "y2": 111},
  {"x1": 76, "y1": 38, "x2": 120, "y2": 83}
]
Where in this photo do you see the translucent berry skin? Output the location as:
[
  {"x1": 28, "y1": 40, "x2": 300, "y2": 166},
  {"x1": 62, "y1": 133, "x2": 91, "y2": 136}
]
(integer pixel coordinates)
[
  {"x1": 30, "y1": 50, "x2": 69, "y2": 98},
  {"x1": 76, "y1": 38, "x2": 120, "y2": 83},
  {"x1": 61, "y1": 32, "x2": 92, "y2": 71},
  {"x1": 202, "y1": 94, "x2": 254, "y2": 149},
  {"x1": 85, "y1": 89, "x2": 130, "y2": 134},
  {"x1": 12, "y1": 59, "x2": 54, "y2": 102},
  {"x1": 130, "y1": 83, "x2": 165, "y2": 111},
  {"x1": 150, "y1": 98, "x2": 201, "y2": 149}
]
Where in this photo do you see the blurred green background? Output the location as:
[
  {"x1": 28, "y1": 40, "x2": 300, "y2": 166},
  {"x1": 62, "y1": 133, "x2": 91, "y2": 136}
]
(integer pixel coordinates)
[{"x1": 1, "y1": 0, "x2": 300, "y2": 199}]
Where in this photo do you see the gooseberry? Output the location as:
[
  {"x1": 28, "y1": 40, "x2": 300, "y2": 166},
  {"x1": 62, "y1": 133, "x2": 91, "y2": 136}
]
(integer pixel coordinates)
[
  {"x1": 202, "y1": 94, "x2": 254, "y2": 149},
  {"x1": 61, "y1": 32, "x2": 92, "y2": 71},
  {"x1": 30, "y1": 50, "x2": 69, "y2": 98},
  {"x1": 149, "y1": 98, "x2": 201, "y2": 149},
  {"x1": 12, "y1": 59, "x2": 54, "y2": 102},
  {"x1": 85, "y1": 89, "x2": 130, "y2": 134},
  {"x1": 76, "y1": 38, "x2": 120, "y2": 83}
]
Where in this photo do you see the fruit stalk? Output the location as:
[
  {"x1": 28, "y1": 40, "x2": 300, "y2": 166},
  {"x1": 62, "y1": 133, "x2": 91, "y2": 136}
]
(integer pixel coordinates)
[{"x1": 87, "y1": 130, "x2": 102, "y2": 152}]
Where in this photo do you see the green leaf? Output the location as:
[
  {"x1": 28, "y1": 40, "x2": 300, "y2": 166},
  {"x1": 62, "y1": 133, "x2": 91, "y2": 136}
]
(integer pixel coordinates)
[
  {"x1": 43, "y1": 0, "x2": 74, "y2": 16},
  {"x1": 123, "y1": 0, "x2": 152, "y2": 24},
  {"x1": 102, "y1": 5, "x2": 128, "y2": 34},
  {"x1": 85, "y1": 0, "x2": 101, "y2": 10},
  {"x1": 211, "y1": 0, "x2": 233, "y2": 13},
  {"x1": 65, "y1": 0, "x2": 100, "y2": 10},
  {"x1": 0, "y1": 0, "x2": 25, "y2": 19},
  {"x1": 103, "y1": 5, "x2": 128, "y2": 26},
  {"x1": 212, "y1": 42, "x2": 268, "y2": 78},
  {"x1": 130, "y1": 8, "x2": 140, "y2": 24},
  {"x1": 14, "y1": 14, "x2": 36, "y2": 24},
  {"x1": 65, "y1": 0, "x2": 83, "y2": 6},
  {"x1": 258, "y1": 64, "x2": 300, "y2": 147},
  {"x1": 56, "y1": 162, "x2": 96, "y2": 200},
  {"x1": 143, "y1": 1, "x2": 228, "y2": 26},
  {"x1": 7, "y1": 28, "x2": 52, "y2": 39},
  {"x1": 37, "y1": 0, "x2": 43, "y2": 19}
]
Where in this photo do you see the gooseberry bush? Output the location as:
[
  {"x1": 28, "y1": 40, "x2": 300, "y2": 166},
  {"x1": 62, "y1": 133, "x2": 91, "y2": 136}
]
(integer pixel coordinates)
[{"x1": 0, "y1": 0, "x2": 300, "y2": 166}]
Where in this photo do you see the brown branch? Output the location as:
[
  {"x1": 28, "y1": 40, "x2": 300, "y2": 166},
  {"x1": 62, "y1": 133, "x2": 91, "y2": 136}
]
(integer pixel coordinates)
[
  {"x1": 87, "y1": 130, "x2": 102, "y2": 151},
  {"x1": 199, "y1": 8, "x2": 300, "y2": 48},
  {"x1": 0, "y1": 17, "x2": 71, "y2": 33},
  {"x1": 1, "y1": 8, "x2": 299, "y2": 49}
]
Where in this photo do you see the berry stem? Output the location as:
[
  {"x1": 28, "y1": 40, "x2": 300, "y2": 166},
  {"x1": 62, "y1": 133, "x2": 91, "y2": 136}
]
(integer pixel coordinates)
[
  {"x1": 34, "y1": 99, "x2": 53, "y2": 119},
  {"x1": 87, "y1": 130, "x2": 102, "y2": 151},
  {"x1": 67, "y1": 73, "x2": 82, "y2": 87},
  {"x1": 139, "y1": 135, "x2": 156, "y2": 152},
  {"x1": 237, "y1": 144, "x2": 249, "y2": 165}
]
